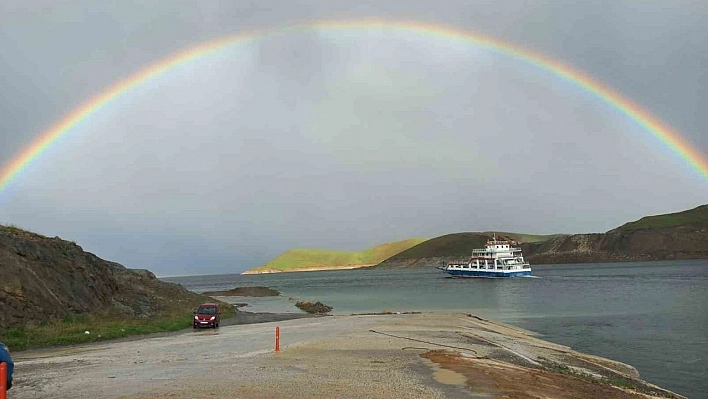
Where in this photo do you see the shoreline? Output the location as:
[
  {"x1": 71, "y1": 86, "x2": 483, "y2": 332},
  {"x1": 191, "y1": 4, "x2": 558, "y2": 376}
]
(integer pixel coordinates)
[
  {"x1": 12, "y1": 309, "x2": 315, "y2": 360},
  {"x1": 10, "y1": 312, "x2": 684, "y2": 399},
  {"x1": 241, "y1": 264, "x2": 375, "y2": 274}
]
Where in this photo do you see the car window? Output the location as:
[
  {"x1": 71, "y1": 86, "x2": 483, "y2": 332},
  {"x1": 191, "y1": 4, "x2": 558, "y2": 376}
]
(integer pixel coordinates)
[{"x1": 197, "y1": 307, "x2": 216, "y2": 315}]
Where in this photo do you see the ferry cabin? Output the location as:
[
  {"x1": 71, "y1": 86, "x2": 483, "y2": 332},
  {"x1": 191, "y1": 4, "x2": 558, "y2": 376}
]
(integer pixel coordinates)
[{"x1": 444, "y1": 239, "x2": 532, "y2": 277}]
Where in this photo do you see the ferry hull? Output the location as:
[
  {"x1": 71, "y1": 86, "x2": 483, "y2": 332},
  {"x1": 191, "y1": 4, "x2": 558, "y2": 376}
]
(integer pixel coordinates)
[{"x1": 443, "y1": 269, "x2": 532, "y2": 278}]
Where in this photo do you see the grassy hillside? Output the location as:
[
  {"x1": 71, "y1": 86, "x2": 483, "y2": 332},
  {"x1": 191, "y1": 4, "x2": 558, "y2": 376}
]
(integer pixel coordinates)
[
  {"x1": 611, "y1": 205, "x2": 708, "y2": 232},
  {"x1": 522, "y1": 204, "x2": 708, "y2": 264},
  {"x1": 374, "y1": 232, "x2": 559, "y2": 269},
  {"x1": 482, "y1": 232, "x2": 561, "y2": 244},
  {"x1": 381, "y1": 233, "x2": 488, "y2": 261},
  {"x1": 381, "y1": 232, "x2": 558, "y2": 262},
  {"x1": 245, "y1": 238, "x2": 428, "y2": 273}
]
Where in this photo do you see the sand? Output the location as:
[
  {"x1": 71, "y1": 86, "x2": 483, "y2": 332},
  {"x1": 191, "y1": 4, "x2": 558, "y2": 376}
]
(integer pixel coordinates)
[{"x1": 10, "y1": 313, "x2": 685, "y2": 399}]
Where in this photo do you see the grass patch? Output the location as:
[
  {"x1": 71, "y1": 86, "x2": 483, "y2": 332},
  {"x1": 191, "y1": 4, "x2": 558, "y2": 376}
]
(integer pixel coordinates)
[
  {"x1": 0, "y1": 304, "x2": 235, "y2": 351},
  {"x1": 604, "y1": 375, "x2": 639, "y2": 389},
  {"x1": 0, "y1": 223, "x2": 44, "y2": 239}
]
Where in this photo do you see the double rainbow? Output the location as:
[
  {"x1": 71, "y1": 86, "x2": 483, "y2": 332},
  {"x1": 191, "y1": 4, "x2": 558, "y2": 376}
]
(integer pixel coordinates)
[{"x1": 1, "y1": 19, "x2": 706, "y2": 193}]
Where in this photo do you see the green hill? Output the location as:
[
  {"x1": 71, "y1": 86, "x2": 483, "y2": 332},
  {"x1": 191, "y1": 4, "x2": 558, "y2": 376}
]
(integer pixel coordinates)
[
  {"x1": 485, "y1": 232, "x2": 562, "y2": 243},
  {"x1": 243, "y1": 238, "x2": 428, "y2": 274},
  {"x1": 371, "y1": 205, "x2": 708, "y2": 268},
  {"x1": 523, "y1": 204, "x2": 708, "y2": 264},
  {"x1": 375, "y1": 232, "x2": 558, "y2": 268},
  {"x1": 610, "y1": 204, "x2": 708, "y2": 232},
  {"x1": 247, "y1": 204, "x2": 708, "y2": 273}
]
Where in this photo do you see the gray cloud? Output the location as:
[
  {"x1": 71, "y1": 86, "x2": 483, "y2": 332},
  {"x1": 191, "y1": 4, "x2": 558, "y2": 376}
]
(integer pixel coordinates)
[{"x1": 1, "y1": 1, "x2": 706, "y2": 275}]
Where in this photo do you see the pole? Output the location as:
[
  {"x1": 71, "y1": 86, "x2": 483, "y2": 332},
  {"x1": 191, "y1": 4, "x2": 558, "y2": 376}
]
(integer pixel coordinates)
[
  {"x1": 0, "y1": 362, "x2": 7, "y2": 399},
  {"x1": 275, "y1": 326, "x2": 280, "y2": 352}
]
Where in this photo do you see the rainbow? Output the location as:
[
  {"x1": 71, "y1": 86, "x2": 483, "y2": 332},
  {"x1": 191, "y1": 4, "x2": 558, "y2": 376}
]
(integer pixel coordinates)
[{"x1": 2, "y1": 18, "x2": 707, "y2": 193}]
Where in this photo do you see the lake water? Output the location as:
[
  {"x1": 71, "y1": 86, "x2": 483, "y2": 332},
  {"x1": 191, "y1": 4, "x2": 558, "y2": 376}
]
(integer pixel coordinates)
[{"x1": 164, "y1": 260, "x2": 708, "y2": 398}]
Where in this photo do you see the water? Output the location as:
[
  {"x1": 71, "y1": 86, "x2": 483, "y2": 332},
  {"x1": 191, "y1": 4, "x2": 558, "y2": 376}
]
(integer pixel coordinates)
[{"x1": 164, "y1": 260, "x2": 708, "y2": 398}]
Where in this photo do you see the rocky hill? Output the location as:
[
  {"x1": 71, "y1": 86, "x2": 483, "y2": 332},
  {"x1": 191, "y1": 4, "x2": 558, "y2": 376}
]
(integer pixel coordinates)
[
  {"x1": 0, "y1": 225, "x2": 210, "y2": 329},
  {"x1": 375, "y1": 205, "x2": 708, "y2": 268},
  {"x1": 522, "y1": 205, "x2": 708, "y2": 264}
]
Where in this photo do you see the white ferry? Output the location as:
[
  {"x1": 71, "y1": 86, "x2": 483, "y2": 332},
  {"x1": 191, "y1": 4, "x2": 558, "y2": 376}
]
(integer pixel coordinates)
[{"x1": 438, "y1": 236, "x2": 532, "y2": 278}]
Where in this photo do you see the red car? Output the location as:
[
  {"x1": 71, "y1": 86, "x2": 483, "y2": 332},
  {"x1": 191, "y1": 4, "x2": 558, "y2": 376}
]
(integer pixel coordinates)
[{"x1": 193, "y1": 303, "x2": 221, "y2": 329}]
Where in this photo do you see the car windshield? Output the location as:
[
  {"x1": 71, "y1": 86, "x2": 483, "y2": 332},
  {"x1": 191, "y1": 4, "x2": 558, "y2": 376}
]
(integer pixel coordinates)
[{"x1": 197, "y1": 307, "x2": 216, "y2": 315}]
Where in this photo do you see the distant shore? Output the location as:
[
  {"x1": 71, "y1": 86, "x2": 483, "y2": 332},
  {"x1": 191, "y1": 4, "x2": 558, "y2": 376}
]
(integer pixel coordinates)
[{"x1": 241, "y1": 263, "x2": 375, "y2": 274}]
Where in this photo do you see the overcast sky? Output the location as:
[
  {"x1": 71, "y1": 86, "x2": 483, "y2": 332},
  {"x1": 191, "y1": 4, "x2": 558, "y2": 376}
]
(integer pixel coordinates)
[{"x1": 1, "y1": 1, "x2": 707, "y2": 276}]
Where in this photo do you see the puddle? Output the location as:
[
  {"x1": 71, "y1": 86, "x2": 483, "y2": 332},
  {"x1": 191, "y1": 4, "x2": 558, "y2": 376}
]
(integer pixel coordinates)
[
  {"x1": 434, "y1": 367, "x2": 467, "y2": 385},
  {"x1": 422, "y1": 357, "x2": 467, "y2": 387}
]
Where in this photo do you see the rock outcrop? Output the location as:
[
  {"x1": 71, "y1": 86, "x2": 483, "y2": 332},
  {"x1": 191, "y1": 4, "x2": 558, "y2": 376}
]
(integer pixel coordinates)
[
  {"x1": 295, "y1": 301, "x2": 333, "y2": 314},
  {"x1": 0, "y1": 226, "x2": 203, "y2": 329}
]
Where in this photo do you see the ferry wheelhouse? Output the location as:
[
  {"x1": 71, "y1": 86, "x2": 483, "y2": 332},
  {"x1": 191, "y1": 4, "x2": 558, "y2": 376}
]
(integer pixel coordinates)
[{"x1": 438, "y1": 237, "x2": 532, "y2": 278}]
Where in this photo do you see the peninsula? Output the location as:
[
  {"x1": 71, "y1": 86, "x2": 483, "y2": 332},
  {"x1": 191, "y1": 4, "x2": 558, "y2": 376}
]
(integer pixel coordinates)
[{"x1": 241, "y1": 237, "x2": 426, "y2": 274}]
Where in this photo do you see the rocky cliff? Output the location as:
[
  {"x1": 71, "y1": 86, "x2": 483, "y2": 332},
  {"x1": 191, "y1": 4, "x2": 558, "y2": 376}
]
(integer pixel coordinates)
[
  {"x1": 0, "y1": 225, "x2": 206, "y2": 329},
  {"x1": 522, "y1": 208, "x2": 708, "y2": 264}
]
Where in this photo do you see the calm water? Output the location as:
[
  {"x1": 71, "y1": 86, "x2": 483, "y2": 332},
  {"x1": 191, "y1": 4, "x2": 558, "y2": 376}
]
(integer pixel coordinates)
[{"x1": 164, "y1": 260, "x2": 708, "y2": 398}]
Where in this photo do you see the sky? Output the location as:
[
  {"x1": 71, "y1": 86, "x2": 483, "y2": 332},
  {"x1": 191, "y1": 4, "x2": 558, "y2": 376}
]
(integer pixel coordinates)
[{"x1": 1, "y1": 1, "x2": 707, "y2": 276}]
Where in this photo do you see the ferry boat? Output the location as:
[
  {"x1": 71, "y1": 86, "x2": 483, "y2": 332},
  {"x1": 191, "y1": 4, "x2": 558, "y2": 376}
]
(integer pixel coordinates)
[{"x1": 438, "y1": 236, "x2": 532, "y2": 278}]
